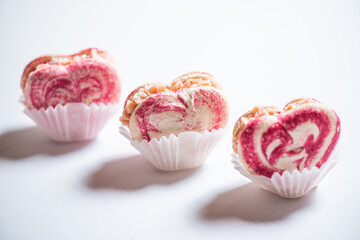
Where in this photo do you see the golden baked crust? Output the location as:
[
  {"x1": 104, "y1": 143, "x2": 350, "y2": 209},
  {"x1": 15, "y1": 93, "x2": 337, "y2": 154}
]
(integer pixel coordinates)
[{"x1": 283, "y1": 98, "x2": 320, "y2": 111}]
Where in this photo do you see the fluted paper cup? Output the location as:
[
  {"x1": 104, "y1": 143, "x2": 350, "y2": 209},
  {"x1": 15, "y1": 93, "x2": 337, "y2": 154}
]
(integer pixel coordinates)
[
  {"x1": 119, "y1": 125, "x2": 225, "y2": 171},
  {"x1": 231, "y1": 152, "x2": 338, "y2": 198},
  {"x1": 24, "y1": 102, "x2": 121, "y2": 142}
]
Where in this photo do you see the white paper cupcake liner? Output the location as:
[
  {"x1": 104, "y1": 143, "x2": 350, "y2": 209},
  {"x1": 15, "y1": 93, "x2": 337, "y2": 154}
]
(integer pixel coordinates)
[
  {"x1": 231, "y1": 151, "x2": 339, "y2": 198},
  {"x1": 24, "y1": 102, "x2": 121, "y2": 142},
  {"x1": 119, "y1": 125, "x2": 225, "y2": 171}
]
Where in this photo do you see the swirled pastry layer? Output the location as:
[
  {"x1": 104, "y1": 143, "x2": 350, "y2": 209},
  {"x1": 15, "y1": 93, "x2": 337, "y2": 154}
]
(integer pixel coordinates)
[
  {"x1": 121, "y1": 72, "x2": 228, "y2": 141},
  {"x1": 232, "y1": 98, "x2": 340, "y2": 177},
  {"x1": 21, "y1": 48, "x2": 121, "y2": 109}
]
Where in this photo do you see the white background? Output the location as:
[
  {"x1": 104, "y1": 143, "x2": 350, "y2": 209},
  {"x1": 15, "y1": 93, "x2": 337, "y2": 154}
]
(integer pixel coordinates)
[{"x1": 0, "y1": 0, "x2": 359, "y2": 239}]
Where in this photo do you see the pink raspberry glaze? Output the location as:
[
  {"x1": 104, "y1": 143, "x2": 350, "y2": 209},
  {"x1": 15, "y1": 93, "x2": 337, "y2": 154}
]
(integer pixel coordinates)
[
  {"x1": 238, "y1": 103, "x2": 340, "y2": 178},
  {"x1": 22, "y1": 48, "x2": 121, "y2": 109},
  {"x1": 129, "y1": 86, "x2": 228, "y2": 141}
]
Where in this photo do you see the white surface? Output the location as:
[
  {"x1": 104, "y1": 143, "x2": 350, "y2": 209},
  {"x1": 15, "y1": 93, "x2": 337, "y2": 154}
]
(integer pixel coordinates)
[{"x1": 0, "y1": 0, "x2": 359, "y2": 239}]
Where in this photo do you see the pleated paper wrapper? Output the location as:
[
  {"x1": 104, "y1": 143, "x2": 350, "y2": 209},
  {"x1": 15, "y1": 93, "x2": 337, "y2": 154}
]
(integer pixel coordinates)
[
  {"x1": 24, "y1": 102, "x2": 121, "y2": 142},
  {"x1": 231, "y1": 151, "x2": 339, "y2": 198},
  {"x1": 119, "y1": 125, "x2": 225, "y2": 171}
]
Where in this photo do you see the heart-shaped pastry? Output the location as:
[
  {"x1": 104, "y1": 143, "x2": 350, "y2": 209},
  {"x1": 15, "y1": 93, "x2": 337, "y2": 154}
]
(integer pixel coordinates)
[
  {"x1": 21, "y1": 48, "x2": 121, "y2": 109},
  {"x1": 120, "y1": 72, "x2": 228, "y2": 141},
  {"x1": 232, "y1": 98, "x2": 340, "y2": 178}
]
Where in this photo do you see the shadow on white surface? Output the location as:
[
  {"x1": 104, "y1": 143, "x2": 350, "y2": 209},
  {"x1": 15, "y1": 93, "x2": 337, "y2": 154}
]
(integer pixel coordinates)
[
  {"x1": 86, "y1": 155, "x2": 199, "y2": 190},
  {"x1": 201, "y1": 183, "x2": 315, "y2": 222},
  {"x1": 0, "y1": 127, "x2": 91, "y2": 160}
]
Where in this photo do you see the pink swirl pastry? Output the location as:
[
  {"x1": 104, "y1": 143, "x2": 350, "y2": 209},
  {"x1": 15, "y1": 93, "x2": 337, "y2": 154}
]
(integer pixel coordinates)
[
  {"x1": 232, "y1": 98, "x2": 340, "y2": 178},
  {"x1": 120, "y1": 72, "x2": 229, "y2": 141},
  {"x1": 21, "y1": 48, "x2": 121, "y2": 109}
]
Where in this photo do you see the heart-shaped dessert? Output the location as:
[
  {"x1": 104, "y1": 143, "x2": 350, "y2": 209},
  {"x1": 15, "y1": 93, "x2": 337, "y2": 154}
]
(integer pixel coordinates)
[
  {"x1": 120, "y1": 72, "x2": 228, "y2": 141},
  {"x1": 232, "y1": 98, "x2": 340, "y2": 178},
  {"x1": 21, "y1": 48, "x2": 121, "y2": 109}
]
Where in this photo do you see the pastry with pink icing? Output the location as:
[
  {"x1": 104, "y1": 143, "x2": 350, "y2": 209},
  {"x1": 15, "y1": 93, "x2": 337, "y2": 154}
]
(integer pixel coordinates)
[
  {"x1": 120, "y1": 72, "x2": 229, "y2": 142},
  {"x1": 21, "y1": 48, "x2": 121, "y2": 142},
  {"x1": 232, "y1": 98, "x2": 340, "y2": 178},
  {"x1": 21, "y1": 48, "x2": 121, "y2": 109}
]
